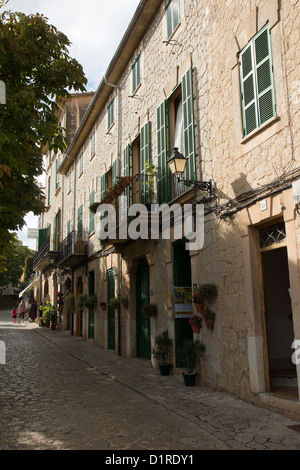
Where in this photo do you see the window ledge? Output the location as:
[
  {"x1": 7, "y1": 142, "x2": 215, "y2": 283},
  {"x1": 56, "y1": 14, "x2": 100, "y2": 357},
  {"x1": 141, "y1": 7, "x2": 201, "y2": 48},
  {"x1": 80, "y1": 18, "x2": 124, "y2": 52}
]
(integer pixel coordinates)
[{"x1": 240, "y1": 115, "x2": 280, "y2": 145}]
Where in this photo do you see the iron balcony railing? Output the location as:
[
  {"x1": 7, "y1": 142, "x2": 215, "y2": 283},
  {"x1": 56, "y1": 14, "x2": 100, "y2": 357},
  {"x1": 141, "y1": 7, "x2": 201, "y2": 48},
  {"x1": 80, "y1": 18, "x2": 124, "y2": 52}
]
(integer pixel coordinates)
[
  {"x1": 58, "y1": 230, "x2": 88, "y2": 265},
  {"x1": 33, "y1": 236, "x2": 50, "y2": 269}
]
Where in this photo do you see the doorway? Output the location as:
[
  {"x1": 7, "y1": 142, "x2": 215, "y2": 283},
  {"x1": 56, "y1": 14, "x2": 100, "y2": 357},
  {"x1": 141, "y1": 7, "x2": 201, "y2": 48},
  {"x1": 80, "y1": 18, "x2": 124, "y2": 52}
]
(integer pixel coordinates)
[
  {"x1": 260, "y1": 223, "x2": 297, "y2": 397},
  {"x1": 88, "y1": 270, "x2": 95, "y2": 340},
  {"x1": 136, "y1": 258, "x2": 151, "y2": 359},
  {"x1": 76, "y1": 277, "x2": 83, "y2": 337},
  {"x1": 173, "y1": 241, "x2": 193, "y2": 365},
  {"x1": 107, "y1": 268, "x2": 115, "y2": 351}
]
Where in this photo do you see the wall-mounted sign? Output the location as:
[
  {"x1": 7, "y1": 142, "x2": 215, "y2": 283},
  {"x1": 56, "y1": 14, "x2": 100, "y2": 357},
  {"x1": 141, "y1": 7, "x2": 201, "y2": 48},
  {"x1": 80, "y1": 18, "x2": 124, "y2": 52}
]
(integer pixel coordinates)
[
  {"x1": 0, "y1": 81, "x2": 6, "y2": 105},
  {"x1": 27, "y1": 228, "x2": 39, "y2": 239}
]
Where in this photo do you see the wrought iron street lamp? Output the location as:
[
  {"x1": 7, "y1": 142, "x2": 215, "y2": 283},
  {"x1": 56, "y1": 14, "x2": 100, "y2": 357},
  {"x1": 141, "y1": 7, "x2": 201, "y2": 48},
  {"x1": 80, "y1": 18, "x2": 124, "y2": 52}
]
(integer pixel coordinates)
[{"x1": 167, "y1": 148, "x2": 214, "y2": 196}]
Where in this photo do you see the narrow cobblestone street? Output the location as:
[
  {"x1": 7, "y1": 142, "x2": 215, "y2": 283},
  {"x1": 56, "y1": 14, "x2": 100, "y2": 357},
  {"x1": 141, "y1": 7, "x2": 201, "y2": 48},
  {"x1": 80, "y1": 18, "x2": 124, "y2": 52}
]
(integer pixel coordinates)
[{"x1": 1, "y1": 309, "x2": 300, "y2": 452}]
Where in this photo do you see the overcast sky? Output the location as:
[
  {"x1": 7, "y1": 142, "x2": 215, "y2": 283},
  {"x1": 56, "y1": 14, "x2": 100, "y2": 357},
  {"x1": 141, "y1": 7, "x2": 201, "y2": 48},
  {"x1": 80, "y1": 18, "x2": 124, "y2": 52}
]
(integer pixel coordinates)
[{"x1": 5, "y1": 0, "x2": 141, "y2": 249}]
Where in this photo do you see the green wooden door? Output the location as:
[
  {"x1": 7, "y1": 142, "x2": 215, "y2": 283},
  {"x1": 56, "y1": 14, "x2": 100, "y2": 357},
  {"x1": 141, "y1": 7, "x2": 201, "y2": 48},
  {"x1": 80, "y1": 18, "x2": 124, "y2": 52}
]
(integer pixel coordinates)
[
  {"x1": 88, "y1": 270, "x2": 95, "y2": 340},
  {"x1": 136, "y1": 258, "x2": 151, "y2": 359},
  {"x1": 173, "y1": 241, "x2": 193, "y2": 365},
  {"x1": 107, "y1": 268, "x2": 115, "y2": 351}
]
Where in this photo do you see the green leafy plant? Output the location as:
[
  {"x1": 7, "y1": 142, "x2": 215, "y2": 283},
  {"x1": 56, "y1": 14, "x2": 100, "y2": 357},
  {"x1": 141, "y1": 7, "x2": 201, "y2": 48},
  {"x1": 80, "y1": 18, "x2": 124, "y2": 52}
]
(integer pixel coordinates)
[
  {"x1": 142, "y1": 303, "x2": 158, "y2": 317},
  {"x1": 76, "y1": 294, "x2": 87, "y2": 311},
  {"x1": 120, "y1": 295, "x2": 129, "y2": 308},
  {"x1": 152, "y1": 331, "x2": 173, "y2": 365},
  {"x1": 192, "y1": 283, "x2": 217, "y2": 304},
  {"x1": 109, "y1": 297, "x2": 119, "y2": 309},
  {"x1": 41, "y1": 301, "x2": 57, "y2": 325},
  {"x1": 178, "y1": 339, "x2": 206, "y2": 374},
  {"x1": 84, "y1": 295, "x2": 97, "y2": 310}
]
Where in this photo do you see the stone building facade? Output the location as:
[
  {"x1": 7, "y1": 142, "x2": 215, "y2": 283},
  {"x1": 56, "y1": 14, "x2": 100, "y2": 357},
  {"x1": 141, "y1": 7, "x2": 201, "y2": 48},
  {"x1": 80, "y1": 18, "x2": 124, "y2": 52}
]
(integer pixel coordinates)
[{"x1": 33, "y1": 0, "x2": 300, "y2": 417}]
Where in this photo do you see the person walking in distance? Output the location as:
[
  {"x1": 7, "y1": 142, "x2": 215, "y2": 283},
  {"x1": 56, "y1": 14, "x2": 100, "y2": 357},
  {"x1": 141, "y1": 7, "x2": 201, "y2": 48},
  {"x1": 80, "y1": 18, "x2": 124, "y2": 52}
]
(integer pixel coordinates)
[{"x1": 17, "y1": 298, "x2": 26, "y2": 323}]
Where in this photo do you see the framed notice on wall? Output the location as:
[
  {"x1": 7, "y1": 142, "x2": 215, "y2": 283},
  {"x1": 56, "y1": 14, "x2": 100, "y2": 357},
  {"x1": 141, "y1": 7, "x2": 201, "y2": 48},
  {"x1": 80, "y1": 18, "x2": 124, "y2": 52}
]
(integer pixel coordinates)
[{"x1": 173, "y1": 287, "x2": 193, "y2": 319}]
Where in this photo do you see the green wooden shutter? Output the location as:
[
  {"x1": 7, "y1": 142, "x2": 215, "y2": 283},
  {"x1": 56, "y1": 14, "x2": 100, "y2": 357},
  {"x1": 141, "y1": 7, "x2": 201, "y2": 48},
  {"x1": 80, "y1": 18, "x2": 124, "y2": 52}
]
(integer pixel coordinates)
[
  {"x1": 157, "y1": 101, "x2": 171, "y2": 204},
  {"x1": 38, "y1": 228, "x2": 48, "y2": 249},
  {"x1": 67, "y1": 220, "x2": 71, "y2": 236},
  {"x1": 240, "y1": 25, "x2": 275, "y2": 137},
  {"x1": 77, "y1": 204, "x2": 83, "y2": 238},
  {"x1": 112, "y1": 159, "x2": 118, "y2": 185},
  {"x1": 101, "y1": 173, "x2": 108, "y2": 200},
  {"x1": 89, "y1": 190, "x2": 95, "y2": 234},
  {"x1": 53, "y1": 214, "x2": 57, "y2": 251},
  {"x1": 240, "y1": 43, "x2": 258, "y2": 136},
  {"x1": 254, "y1": 25, "x2": 276, "y2": 125},
  {"x1": 182, "y1": 67, "x2": 196, "y2": 181},
  {"x1": 123, "y1": 144, "x2": 133, "y2": 209},
  {"x1": 140, "y1": 121, "x2": 151, "y2": 204}
]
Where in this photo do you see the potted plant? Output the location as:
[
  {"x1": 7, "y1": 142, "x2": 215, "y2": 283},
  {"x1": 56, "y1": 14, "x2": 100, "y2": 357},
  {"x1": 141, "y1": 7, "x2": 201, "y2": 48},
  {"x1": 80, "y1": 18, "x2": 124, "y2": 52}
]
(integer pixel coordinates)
[
  {"x1": 203, "y1": 308, "x2": 216, "y2": 330},
  {"x1": 152, "y1": 330, "x2": 173, "y2": 376},
  {"x1": 178, "y1": 339, "x2": 206, "y2": 386},
  {"x1": 84, "y1": 295, "x2": 97, "y2": 310},
  {"x1": 120, "y1": 295, "x2": 129, "y2": 309},
  {"x1": 142, "y1": 303, "x2": 158, "y2": 317},
  {"x1": 109, "y1": 297, "x2": 119, "y2": 309},
  {"x1": 49, "y1": 306, "x2": 58, "y2": 330},
  {"x1": 100, "y1": 302, "x2": 106, "y2": 311},
  {"x1": 41, "y1": 301, "x2": 57, "y2": 329},
  {"x1": 188, "y1": 315, "x2": 202, "y2": 334},
  {"x1": 193, "y1": 283, "x2": 217, "y2": 313},
  {"x1": 76, "y1": 294, "x2": 87, "y2": 311}
]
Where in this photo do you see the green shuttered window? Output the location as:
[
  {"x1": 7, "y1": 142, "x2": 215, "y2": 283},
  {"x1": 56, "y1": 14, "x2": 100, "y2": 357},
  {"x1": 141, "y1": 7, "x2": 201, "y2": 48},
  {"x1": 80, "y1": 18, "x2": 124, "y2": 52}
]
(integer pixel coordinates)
[
  {"x1": 123, "y1": 144, "x2": 133, "y2": 209},
  {"x1": 182, "y1": 67, "x2": 196, "y2": 181},
  {"x1": 166, "y1": 0, "x2": 180, "y2": 39},
  {"x1": 89, "y1": 190, "x2": 95, "y2": 234},
  {"x1": 239, "y1": 24, "x2": 276, "y2": 137},
  {"x1": 77, "y1": 204, "x2": 83, "y2": 238},
  {"x1": 140, "y1": 122, "x2": 151, "y2": 204},
  {"x1": 157, "y1": 101, "x2": 171, "y2": 204},
  {"x1": 132, "y1": 53, "x2": 141, "y2": 92}
]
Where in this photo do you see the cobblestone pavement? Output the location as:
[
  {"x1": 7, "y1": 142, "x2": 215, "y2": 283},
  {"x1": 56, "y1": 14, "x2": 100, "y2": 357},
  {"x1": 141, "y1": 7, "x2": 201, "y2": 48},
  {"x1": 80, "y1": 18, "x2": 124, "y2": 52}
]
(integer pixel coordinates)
[{"x1": 1, "y1": 309, "x2": 300, "y2": 451}]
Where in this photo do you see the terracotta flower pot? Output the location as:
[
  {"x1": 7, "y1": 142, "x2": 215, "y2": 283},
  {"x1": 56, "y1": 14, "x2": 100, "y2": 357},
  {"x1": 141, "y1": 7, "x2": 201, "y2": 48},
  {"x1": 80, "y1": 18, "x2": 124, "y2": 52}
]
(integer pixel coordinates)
[
  {"x1": 205, "y1": 319, "x2": 215, "y2": 330},
  {"x1": 194, "y1": 303, "x2": 204, "y2": 313},
  {"x1": 191, "y1": 324, "x2": 200, "y2": 334}
]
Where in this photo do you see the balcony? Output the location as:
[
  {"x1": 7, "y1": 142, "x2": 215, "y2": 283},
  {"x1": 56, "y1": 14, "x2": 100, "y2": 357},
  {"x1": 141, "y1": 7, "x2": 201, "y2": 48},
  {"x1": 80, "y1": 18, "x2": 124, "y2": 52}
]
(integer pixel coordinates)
[
  {"x1": 58, "y1": 231, "x2": 88, "y2": 268},
  {"x1": 33, "y1": 236, "x2": 59, "y2": 272}
]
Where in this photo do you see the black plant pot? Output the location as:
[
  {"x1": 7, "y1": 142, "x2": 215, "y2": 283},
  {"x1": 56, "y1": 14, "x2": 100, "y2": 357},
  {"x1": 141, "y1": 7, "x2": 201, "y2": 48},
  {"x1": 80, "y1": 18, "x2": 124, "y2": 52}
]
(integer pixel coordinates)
[
  {"x1": 183, "y1": 372, "x2": 197, "y2": 386},
  {"x1": 159, "y1": 363, "x2": 171, "y2": 376}
]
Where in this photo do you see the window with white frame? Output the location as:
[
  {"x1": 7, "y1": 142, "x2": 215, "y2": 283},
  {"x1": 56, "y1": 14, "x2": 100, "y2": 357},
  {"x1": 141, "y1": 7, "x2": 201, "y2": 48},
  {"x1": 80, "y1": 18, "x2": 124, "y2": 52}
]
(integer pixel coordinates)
[
  {"x1": 239, "y1": 24, "x2": 276, "y2": 137},
  {"x1": 132, "y1": 53, "x2": 141, "y2": 92},
  {"x1": 165, "y1": 0, "x2": 180, "y2": 39}
]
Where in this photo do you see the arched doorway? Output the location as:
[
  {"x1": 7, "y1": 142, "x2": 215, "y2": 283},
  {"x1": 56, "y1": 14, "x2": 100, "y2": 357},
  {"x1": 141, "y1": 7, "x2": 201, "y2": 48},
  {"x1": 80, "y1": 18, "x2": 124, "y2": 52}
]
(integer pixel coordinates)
[
  {"x1": 136, "y1": 258, "x2": 151, "y2": 359},
  {"x1": 43, "y1": 279, "x2": 49, "y2": 302},
  {"x1": 76, "y1": 277, "x2": 83, "y2": 337},
  {"x1": 64, "y1": 278, "x2": 72, "y2": 330}
]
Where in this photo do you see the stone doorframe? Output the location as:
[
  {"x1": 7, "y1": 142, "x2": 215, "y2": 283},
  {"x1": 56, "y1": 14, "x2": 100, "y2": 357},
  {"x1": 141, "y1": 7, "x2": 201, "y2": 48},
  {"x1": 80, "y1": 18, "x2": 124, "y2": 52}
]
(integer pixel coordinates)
[{"x1": 237, "y1": 187, "x2": 300, "y2": 397}]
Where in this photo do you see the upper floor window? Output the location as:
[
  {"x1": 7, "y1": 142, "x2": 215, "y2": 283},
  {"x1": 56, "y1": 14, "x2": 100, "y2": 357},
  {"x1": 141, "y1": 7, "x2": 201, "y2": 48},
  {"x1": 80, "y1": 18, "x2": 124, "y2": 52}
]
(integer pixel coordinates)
[
  {"x1": 55, "y1": 156, "x2": 60, "y2": 191},
  {"x1": 107, "y1": 99, "x2": 115, "y2": 129},
  {"x1": 68, "y1": 171, "x2": 72, "y2": 193},
  {"x1": 90, "y1": 131, "x2": 95, "y2": 158},
  {"x1": 79, "y1": 152, "x2": 83, "y2": 176},
  {"x1": 132, "y1": 53, "x2": 141, "y2": 92},
  {"x1": 239, "y1": 24, "x2": 276, "y2": 138},
  {"x1": 166, "y1": 0, "x2": 180, "y2": 39}
]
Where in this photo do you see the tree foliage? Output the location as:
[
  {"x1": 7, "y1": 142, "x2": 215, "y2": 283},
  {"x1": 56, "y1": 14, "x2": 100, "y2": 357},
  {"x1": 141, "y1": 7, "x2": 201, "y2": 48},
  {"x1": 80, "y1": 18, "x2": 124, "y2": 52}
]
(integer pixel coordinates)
[
  {"x1": 0, "y1": 234, "x2": 33, "y2": 286},
  {"x1": 0, "y1": 5, "x2": 87, "y2": 252}
]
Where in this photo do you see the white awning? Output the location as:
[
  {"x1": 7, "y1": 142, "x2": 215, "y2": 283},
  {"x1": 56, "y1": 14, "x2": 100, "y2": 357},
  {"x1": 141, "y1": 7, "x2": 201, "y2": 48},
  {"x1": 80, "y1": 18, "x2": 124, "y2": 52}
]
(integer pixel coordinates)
[{"x1": 18, "y1": 277, "x2": 40, "y2": 298}]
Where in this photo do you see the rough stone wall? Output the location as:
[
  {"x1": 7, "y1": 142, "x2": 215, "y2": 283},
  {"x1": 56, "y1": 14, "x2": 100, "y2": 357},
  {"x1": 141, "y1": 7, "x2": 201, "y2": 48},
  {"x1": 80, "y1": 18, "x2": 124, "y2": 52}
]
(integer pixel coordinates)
[{"x1": 41, "y1": 0, "x2": 299, "y2": 400}]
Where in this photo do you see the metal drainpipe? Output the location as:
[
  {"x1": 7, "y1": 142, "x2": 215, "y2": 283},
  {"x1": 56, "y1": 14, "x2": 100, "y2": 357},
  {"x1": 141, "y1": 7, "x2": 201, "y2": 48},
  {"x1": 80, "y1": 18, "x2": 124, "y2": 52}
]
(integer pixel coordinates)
[{"x1": 104, "y1": 77, "x2": 122, "y2": 355}]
